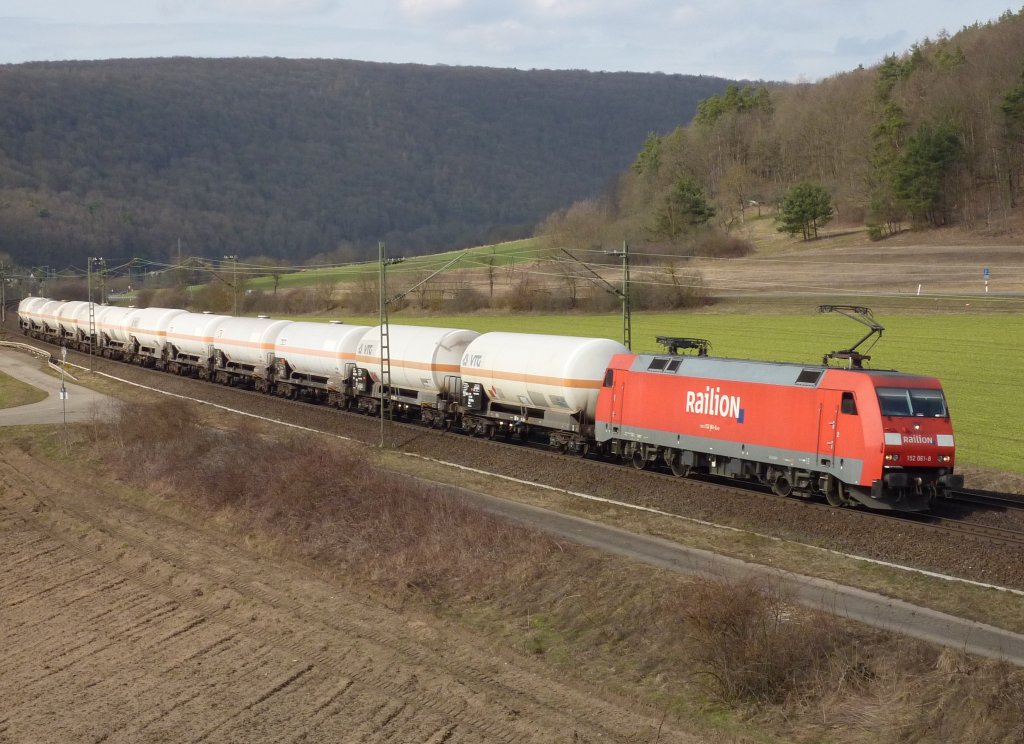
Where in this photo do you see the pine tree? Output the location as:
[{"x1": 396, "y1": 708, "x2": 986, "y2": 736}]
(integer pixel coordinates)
[{"x1": 777, "y1": 183, "x2": 834, "y2": 240}]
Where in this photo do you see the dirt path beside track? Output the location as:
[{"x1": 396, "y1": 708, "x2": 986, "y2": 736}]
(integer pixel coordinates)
[{"x1": 0, "y1": 446, "x2": 698, "y2": 744}]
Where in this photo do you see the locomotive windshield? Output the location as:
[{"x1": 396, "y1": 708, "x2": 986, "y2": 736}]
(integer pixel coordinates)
[{"x1": 876, "y1": 387, "x2": 948, "y2": 418}]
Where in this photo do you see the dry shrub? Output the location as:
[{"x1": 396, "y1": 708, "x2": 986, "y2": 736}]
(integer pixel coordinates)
[
  {"x1": 152, "y1": 287, "x2": 188, "y2": 308},
  {"x1": 344, "y1": 277, "x2": 381, "y2": 314},
  {"x1": 680, "y1": 577, "x2": 847, "y2": 705},
  {"x1": 102, "y1": 400, "x2": 558, "y2": 598},
  {"x1": 133, "y1": 288, "x2": 155, "y2": 308},
  {"x1": 631, "y1": 270, "x2": 706, "y2": 310},
  {"x1": 105, "y1": 399, "x2": 214, "y2": 482},
  {"x1": 499, "y1": 274, "x2": 550, "y2": 312},
  {"x1": 691, "y1": 231, "x2": 754, "y2": 258},
  {"x1": 826, "y1": 648, "x2": 1024, "y2": 743},
  {"x1": 444, "y1": 286, "x2": 488, "y2": 313}
]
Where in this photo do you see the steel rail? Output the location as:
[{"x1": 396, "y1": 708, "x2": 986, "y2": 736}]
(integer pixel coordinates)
[{"x1": 19, "y1": 333, "x2": 1024, "y2": 554}]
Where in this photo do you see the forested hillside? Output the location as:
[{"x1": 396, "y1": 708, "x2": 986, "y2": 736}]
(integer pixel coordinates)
[
  {"x1": 547, "y1": 10, "x2": 1024, "y2": 251},
  {"x1": 0, "y1": 58, "x2": 732, "y2": 269}
]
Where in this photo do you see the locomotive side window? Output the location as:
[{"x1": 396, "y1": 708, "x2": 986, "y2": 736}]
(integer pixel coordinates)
[
  {"x1": 877, "y1": 387, "x2": 948, "y2": 417},
  {"x1": 603, "y1": 368, "x2": 614, "y2": 387},
  {"x1": 841, "y1": 392, "x2": 857, "y2": 415}
]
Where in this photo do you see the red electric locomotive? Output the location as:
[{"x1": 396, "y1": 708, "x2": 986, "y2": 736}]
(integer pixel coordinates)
[{"x1": 593, "y1": 317, "x2": 963, "y2": 512}]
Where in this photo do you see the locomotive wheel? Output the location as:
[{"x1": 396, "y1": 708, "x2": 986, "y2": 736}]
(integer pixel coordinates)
[
  {"x1": 772, "y1": 475, "x2": 793, "y2": 497},
  {"x1": 670, "y1": 455, "x2": 691, "y2": 478},
  {"x1": 631, "y1": 450, "x2": 647, "y2": 470},
  {"x1": 825, "y1": 481, "x2": 845, "y2": 507}
]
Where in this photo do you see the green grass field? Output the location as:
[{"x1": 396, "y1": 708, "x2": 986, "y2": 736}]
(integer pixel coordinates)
[
  {"x1": 243, "y1": 238, "x2": 550, "y2": 291},
  {"x1": 0, "y1": 370, "x2": 47, "y2": 409},
  {"x1": 299, "y1": 310, "x2": 1019, "y2": 474}
]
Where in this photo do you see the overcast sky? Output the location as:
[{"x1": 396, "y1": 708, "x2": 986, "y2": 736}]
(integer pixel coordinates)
[{"x1": 0, "y1": 1, "x2": 1017, "y2": 82}]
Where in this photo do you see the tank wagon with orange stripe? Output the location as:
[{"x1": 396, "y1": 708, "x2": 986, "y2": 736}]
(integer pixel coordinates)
[
  {"x1": 272, "y1": 321, "x2": 372, "y2": 404},
  {"x1": 122, "y1": 307, "x2": 190, "y2": 362},
  {"x1": 208, "y1": 316, "x2": 294, "y2": 387},
  {"x1": 52, "y1": 301, "x2": 89, "y2": 344},
  {"x1": 162, "y1": 312, "x2": 231, "y2": 376},
  {"x1": 35, "y1": 299, "x2": 67, "y2": 336},
  {"x1": 459, "y1": 332, "x2": 629, "y2": 451},
  {"x1": 17, "y1": 296, "x2": 48, "y2": 334},
  {"x1": 94, "y1": 306, "x2": 138, "y2": 357},
  {"x1": 353, "y1": 325, "x2": 480, "y2": 425}
]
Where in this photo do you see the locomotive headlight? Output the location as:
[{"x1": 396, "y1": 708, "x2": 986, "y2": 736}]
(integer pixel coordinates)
[
  {"x1": 885, "y1": 453, "x2": 900, "y2": 462},
  {"x1": 938, "y1": 455, "x2": 952, "y2": 463}
]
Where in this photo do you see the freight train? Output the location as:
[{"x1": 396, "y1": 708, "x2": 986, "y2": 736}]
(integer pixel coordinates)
[{"x1": 17, "y1": 297, "x2": 964, "y2": 512}]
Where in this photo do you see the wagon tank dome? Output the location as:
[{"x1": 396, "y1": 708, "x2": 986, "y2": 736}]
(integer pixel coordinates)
[{"x1": 461, "y1": 333, "x2": 629, "y2": 418}]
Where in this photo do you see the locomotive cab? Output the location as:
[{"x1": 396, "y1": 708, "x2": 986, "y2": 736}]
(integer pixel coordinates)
[
  {"x1": 868, "y1": 379, "x2": 963, "y2": 504},
  {"x1": 818, "y1": 371, "x2": 963, "y2": 510}
]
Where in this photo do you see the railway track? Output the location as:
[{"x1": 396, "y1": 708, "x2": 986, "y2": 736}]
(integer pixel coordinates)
[
  {"x1": 946, "y1": 489, "x2": 1024, "y2": 512},
  {"x1": 899, "y1": 512, "x2": 1024, "y2": 548},
  {"x1": 13, "y1": 332, "x2": 1024, "y2": 568}
]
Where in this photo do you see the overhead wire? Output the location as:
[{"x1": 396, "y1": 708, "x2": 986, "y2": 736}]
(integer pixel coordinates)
[{"x1": 19, "y1": 242, "x2": 1024, "y2": 308}]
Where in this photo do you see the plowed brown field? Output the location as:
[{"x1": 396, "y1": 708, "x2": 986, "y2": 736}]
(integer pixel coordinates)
[{"x1": 0, "y1": 446, "x2": 698, "y2": 743}]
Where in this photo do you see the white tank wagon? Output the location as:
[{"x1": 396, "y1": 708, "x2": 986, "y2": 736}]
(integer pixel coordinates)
[
  {"x1": 272, "y1": 321, "x2": 371, "y2": 402},
  {"x1": 211, "y1": 316, "x2": 293, "y2": 387},
  {"x1": 53, "y1": 301, "x2": 88, "y2": 341},
  {"x1": 165, "y1": 312, "x2": 231, "y2": 377},
  {"x1": 122, "y1": 307, "x2": 189, "y2": 365},
  {"x1": 17, "y1": 297, "x2": 49, "y2": 333},
  {"x1": 353, "y1": 325, "x2": 480, "y2": 423},
  {"x1": 19, "y1": 298, "x2": 105, "y2": 351},
  {"x1": 65, "y1": 301, "x2": 98, "y2": 347},
  {"x1": 459, "y1": 332, "x2": 629, "y2": 449},
  {"x1": 94, "y1": 306, "x2": 143, "y2": 358},
  {"x1": 36, "y1": 299, "x2": 70, "y2": 335}
]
